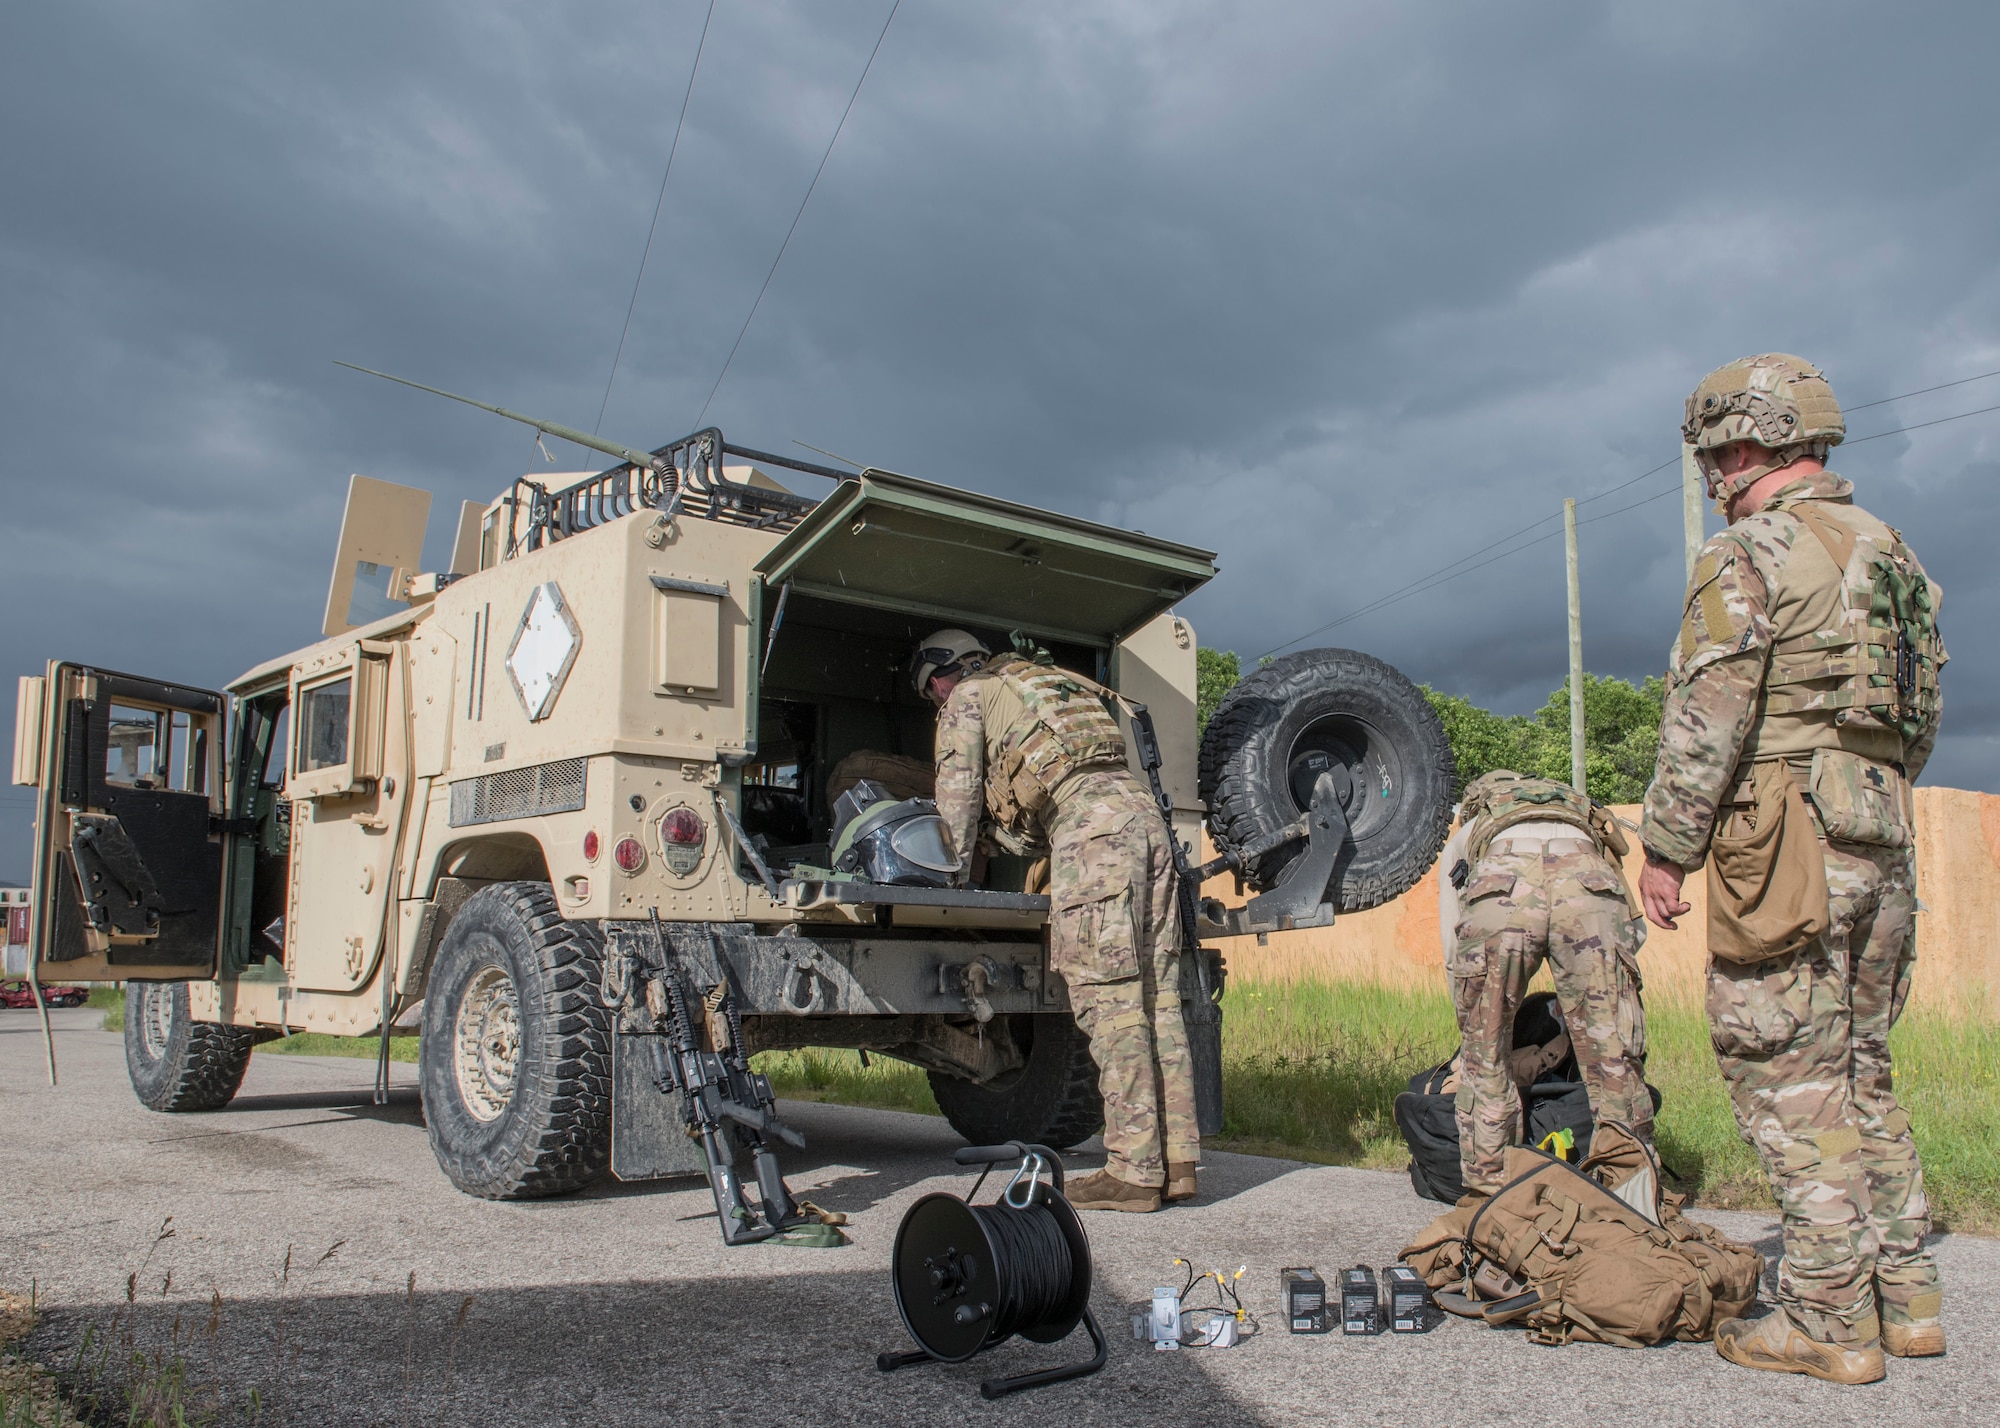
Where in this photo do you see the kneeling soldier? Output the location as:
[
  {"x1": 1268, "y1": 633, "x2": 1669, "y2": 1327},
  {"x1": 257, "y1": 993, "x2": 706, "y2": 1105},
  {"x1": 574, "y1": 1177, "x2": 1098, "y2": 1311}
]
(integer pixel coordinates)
[
  {"x1": 913, "y1": 630, "x2": 1198, "y2": 1212},
  {"x1": 1439, "y1": 771, "x2": 1652, "y2": 1195}
]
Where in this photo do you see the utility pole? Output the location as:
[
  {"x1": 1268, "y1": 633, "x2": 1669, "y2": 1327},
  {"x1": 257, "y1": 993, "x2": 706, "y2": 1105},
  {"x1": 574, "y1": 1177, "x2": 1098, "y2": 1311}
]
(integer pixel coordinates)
[
  {"x1": 1682, "y1": 442, "x2": 1705, "y2": 584},
  {"x1": 1564, "y1": 497, "x2": 1585, "y2": 793}
]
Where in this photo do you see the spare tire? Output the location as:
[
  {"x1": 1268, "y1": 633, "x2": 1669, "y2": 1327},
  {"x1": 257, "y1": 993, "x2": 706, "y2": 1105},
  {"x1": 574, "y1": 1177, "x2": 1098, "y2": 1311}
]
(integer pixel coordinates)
[{"x1": 1199, "y1": 647, "x2": 1454, "y2": 910}]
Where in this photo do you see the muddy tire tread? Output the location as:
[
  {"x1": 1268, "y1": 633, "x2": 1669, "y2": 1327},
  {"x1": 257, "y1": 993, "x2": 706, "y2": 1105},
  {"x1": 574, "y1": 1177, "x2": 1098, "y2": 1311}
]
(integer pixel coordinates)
[{"x1": 419, "y1": 881, "x2": 611, "y2": 1200}]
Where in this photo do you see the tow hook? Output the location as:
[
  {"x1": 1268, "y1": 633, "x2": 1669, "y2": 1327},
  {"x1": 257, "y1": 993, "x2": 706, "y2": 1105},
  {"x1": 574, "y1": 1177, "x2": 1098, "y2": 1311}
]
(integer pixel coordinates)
[{"x1": 940, "y1": 956, "x2": 1002, "y2": 1024}]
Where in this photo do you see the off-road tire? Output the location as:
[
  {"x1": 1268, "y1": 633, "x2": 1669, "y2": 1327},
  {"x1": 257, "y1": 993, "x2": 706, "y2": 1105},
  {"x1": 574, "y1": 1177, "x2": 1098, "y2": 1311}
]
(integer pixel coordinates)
[
  {"x1": 124, "y1": 982, "x2": 258, "y2": 1112},
  {"x1": 927, "y1": 1013, "x2": 1103, "y2": 1149},
  {"x1": 419, "y1": 881, "x2": 611, "y2": 1199},
  {"x1": 1200, "y1": 647, "x2": 1455, "y2": 910}
]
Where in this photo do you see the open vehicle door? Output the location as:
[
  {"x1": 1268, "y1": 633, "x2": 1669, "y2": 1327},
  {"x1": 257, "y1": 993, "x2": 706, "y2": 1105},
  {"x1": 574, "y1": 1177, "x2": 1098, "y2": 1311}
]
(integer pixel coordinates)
[{"x1": 16, "y1": 663, "x2": 231, "y2": 982}]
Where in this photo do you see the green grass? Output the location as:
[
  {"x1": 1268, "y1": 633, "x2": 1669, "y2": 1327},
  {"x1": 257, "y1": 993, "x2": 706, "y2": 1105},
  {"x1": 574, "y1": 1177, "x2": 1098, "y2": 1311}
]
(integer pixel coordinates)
[
  {"x1": 766, "y1": 975, "x2": 2000, "y2": 1233},
  {"x1": 80, "y1": 971, "x2": 1999, "y2": 1231},
  {"x1": 755, "y1": 1048, "x2": 941, "y2": 1115},
  {"x1": 261, "y1": 1031, "x2": 422, "y2": 1062},
  {"x1": 93, "y1": 986, "x2": 419, "y2": 1063},
  {"x1": 88, "y1": 985, "x2": 122, "y2": 1032}
]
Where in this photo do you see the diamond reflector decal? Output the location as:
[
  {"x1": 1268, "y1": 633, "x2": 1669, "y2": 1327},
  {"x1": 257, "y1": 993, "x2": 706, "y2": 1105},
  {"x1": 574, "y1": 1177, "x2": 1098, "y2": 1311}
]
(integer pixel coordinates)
[{"x1": 506, "y1": 582, "x2": 581, "y2": 721}]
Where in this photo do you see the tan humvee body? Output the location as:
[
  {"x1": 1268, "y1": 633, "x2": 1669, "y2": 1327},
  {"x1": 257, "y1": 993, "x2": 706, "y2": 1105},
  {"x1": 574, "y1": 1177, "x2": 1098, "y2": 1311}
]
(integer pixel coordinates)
[{"x1": 19, "y1": 454, "x2": 1213, "y2": 1105}]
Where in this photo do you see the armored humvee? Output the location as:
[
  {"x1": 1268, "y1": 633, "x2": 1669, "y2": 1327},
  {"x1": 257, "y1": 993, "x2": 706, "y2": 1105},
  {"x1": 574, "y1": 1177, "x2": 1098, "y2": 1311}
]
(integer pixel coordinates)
[{"x1": 14, "y1": 418, "x2": 1453, "y2": 1227}]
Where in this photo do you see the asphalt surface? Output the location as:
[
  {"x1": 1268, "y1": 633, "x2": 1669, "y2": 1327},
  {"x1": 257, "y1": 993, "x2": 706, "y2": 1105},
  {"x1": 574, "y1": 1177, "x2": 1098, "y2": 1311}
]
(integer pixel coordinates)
[{"x1": 5, "y1": 1007, "x2": 1995, "y2": 1426}]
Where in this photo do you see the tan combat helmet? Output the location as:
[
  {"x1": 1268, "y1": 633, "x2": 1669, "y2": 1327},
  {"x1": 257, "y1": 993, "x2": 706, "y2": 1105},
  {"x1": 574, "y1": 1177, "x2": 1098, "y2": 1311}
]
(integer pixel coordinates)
[
  {"x1": 911, "y1": 628, "x2": 991, "y2": 697},
  {"x1": 1682, "y1": 353, "x2": 1845, "y2": 505}
]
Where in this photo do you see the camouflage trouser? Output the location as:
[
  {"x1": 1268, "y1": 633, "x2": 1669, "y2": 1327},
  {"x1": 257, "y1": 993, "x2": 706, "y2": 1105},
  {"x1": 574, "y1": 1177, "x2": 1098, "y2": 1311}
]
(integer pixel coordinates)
[
  {"x1": 1707, "y1": 831, "x2": 1939, "y2": 1346},
  {"x1": 1046, "y1": 767, "x2": 1197, "y2": 1188},
  {"x1": 1450, "y1": 839, "x2": 1652, "y2": 1193}
]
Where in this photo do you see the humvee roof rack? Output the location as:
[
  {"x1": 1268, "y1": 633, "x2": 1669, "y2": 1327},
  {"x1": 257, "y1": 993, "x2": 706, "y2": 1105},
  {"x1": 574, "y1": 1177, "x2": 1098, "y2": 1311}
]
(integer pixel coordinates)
[{"x1": 504, "y1": 426, "x2": 841, "y2": 555}]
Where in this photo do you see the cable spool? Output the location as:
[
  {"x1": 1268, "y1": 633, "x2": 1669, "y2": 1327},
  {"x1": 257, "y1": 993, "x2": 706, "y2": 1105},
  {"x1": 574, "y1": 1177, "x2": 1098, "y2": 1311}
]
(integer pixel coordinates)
[{"x1": 879, "y1": 1143, "x2": 1106, "y2": 1399}]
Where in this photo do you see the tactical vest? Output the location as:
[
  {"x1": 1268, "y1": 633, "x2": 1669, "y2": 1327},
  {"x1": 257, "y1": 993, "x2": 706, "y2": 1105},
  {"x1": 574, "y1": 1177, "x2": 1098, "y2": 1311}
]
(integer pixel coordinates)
[
  {"x1": 1759, "y1": 501, "x2": 1943, "y2": 748},
  {"x1": 1461, "y1": 772, "x2": 1606, "y2": 868},
  {"x1": 970, "y1": 654, "x2": 1128, "y2": 835}
]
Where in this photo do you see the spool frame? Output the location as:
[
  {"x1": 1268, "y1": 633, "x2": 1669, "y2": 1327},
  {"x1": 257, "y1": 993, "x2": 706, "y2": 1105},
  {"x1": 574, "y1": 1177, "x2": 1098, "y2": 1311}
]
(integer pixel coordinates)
[{"x1": 878, "y1": 1142, "x2": 1108, "y2": 1399}]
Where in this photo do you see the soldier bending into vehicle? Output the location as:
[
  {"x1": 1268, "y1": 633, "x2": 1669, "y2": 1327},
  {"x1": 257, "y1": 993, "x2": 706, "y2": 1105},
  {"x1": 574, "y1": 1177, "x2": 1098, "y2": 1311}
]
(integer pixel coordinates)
[
  {"x1": 912, "y1": 629, "x2": 1198, "y2": 1213},
  {"x1": 1640, "y1": 354, "x2": 1947, "y2": 1384},
  {"x1": 1439, "y1": 770, "x2": 1652, "y2": 1195}
]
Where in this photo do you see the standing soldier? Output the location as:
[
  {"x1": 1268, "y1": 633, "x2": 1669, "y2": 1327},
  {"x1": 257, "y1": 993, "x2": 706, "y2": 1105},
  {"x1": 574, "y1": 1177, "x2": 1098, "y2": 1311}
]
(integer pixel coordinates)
[
  {"x1": 1639, "y1": 355, "x2": 1946, "y2": 1384},
  {"x1": 1438, "y1": 771, "x2": 1652, "y2": 1195},
  {"x1": 912, "y1": 630, "x2": 1198, "y2": 1212}
]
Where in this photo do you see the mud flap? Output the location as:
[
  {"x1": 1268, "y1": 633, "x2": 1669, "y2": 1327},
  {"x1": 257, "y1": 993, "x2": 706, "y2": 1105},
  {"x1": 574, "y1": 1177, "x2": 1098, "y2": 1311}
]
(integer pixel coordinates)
[
  {"x1": 1182, "y1": 947, "x2": 1224, "y2": 1136},
  {"x1": 610, "y1": 1027, "x2": 708, "y2": 1181}
]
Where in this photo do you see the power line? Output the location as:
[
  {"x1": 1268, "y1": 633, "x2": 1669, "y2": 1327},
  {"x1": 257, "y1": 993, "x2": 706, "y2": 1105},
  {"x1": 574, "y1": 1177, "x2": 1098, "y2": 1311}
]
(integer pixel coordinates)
[
  {"x1": 1847, "y1": 398, "x2": 2000, "y2": 446},
  {"x1": 595, "y1": 0, "x2": 718, "y2": 436},
  {"x1": 1256, "y1": 374, "x2": 2000, "y2": 659},
  {"x1": 1845, "y1": 366, "x2": 2000, "y2": 414},
  {"x1": 696, "y1": 0, "x2": 901, "y2": 427}
]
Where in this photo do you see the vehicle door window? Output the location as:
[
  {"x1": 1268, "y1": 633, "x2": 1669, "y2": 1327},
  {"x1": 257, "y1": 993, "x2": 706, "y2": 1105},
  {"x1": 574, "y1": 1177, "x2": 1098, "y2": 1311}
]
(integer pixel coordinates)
[
  {"x1": 298, "y1": 677, "x2": 352, "y2": 774},
  {"x1": 104, "y1": 704, "x2": 168, "y2": 787},
  {"x1": 103, "y1": 704, "x2": 205, "y2": 793}
]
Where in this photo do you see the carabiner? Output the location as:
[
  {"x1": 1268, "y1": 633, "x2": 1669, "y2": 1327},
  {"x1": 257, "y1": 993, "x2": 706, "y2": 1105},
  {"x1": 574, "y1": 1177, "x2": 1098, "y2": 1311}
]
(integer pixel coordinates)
[{"x1": 1002, "y1": 1151, "x2": 1047, "y2": 1208}]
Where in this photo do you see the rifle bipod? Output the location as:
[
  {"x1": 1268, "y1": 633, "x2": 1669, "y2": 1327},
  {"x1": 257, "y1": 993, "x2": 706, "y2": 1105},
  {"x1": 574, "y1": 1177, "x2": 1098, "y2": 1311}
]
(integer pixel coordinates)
[
  {"x1": 878, "y1": 1143, "x2": 1105, "y2": 1400},
  {"x1": 608, "y1": 914, "x2": 838, "y2": 1247}
]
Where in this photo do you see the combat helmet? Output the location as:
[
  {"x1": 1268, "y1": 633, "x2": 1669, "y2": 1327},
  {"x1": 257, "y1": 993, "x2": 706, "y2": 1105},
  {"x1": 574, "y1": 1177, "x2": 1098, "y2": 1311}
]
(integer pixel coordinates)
[
  {"x1": 910, "y1": 628, "x2": 990, "y2": 697},
  {"x1": 1682, "y1": 353, "x2": 1844, "y2": 505}
]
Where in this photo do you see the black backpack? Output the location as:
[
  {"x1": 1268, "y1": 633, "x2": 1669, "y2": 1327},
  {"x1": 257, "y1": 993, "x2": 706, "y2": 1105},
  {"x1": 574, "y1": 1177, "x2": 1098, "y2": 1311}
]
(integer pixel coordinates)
[{"x1": 1394, "y1": 992, "x2": 1661, "y2": 1204}]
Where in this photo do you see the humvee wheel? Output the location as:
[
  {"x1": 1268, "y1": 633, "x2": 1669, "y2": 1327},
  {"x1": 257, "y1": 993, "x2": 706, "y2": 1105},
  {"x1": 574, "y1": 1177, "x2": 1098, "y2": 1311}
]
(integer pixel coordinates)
[
  {"x1": 419, "y1": 882, "x2": 611, "y2": 1199},
  {"x1": 1200, "y1": 647, "x2": 1455, "y2": 911},
  {"x1": 927, "y1": 1013, "x2": 1104, "y2": 1150},
  {"x1": 124, "y1": 982, "x2": 259, "y2": 1113}
]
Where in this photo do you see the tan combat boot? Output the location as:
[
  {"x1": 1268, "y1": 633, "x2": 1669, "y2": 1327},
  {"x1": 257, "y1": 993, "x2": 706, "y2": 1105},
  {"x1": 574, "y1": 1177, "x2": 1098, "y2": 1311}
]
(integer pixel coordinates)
[
  {"x1": 1714, "y1": 1310, "x2": 1886, "y2": 1385},
  {"x1": 1065, "y1": 1168, "x2": 1161, "y2": 1213},
  {"x1": 1883, "y1": 1317, "x2": 1945, "y2": 1358},
  {"x1": 1881, "y1": 1285, "x2": 1945, "y2": 1357},
  {"x1": 1165, "y1": 1162, "x2": 1199, "y2": 1203}
]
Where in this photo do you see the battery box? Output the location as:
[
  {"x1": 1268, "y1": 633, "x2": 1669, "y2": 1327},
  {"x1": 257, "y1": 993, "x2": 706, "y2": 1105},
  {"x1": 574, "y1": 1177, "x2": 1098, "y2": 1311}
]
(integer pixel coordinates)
[
  {"x1": 1382, "y1": 1264, "x2": 1437, "y2": 1333},
  {"x1": 1340, "y1": 1266, "x2": 1381, "y2": 1335},
  {"x1": 1279, "y1": 1267, "x2": 1328, "y2": 1334}
]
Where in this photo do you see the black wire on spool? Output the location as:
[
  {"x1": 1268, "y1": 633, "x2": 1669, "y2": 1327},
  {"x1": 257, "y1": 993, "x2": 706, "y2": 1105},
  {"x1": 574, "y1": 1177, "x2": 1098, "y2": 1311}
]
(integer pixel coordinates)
[
  {"x1": 961, "y1": 1200, "x2": 1074, "y2": 1343},
  {"x1": 880, "y1": 1144, "x2": 1105, "y2": 1399}
]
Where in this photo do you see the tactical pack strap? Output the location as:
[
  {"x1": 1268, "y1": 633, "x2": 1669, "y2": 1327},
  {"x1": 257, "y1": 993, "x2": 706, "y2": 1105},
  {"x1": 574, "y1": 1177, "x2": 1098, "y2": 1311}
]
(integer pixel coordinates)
[
  {"x1": 1763, "y1": 650, "x2": 1901, "y2": 688},
  {"x1": 1791, "y1": 501, "x2": 1858, "y2": 573}
]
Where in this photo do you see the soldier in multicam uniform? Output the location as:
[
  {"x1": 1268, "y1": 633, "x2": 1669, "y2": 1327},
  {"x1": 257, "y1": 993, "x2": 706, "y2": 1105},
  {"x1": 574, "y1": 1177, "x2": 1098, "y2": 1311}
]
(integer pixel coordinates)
[
  {"x1": 1438, "y1": 771, "x2": 1652, "y2": 1194},
  {"x1": 912, "y1": 630, "x2": 1199, "y2": 1212},
  {"x1": 1639, "y1": 355, "x2": 1948, "y2": 1385}
]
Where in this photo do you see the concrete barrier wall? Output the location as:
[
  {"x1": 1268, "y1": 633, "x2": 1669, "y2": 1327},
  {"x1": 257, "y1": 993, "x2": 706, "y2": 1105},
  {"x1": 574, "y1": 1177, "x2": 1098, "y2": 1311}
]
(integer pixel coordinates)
[{"x1": 1203, "y1": 787, "x2": 2000, "y2": 1020}]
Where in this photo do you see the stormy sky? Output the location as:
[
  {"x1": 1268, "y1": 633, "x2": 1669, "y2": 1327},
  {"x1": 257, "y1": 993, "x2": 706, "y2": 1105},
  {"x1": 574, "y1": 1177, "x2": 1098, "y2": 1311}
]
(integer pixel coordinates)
[{"x1": 3, "y1": 2, "x2": 1997, "y2": 879}]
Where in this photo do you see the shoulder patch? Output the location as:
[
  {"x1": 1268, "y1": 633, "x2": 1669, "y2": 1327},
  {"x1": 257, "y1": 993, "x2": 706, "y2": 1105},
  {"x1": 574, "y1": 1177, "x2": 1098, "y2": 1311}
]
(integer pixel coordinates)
[{"x1": 1679, "y1": 549, "x2": 1739, "y2": 664}]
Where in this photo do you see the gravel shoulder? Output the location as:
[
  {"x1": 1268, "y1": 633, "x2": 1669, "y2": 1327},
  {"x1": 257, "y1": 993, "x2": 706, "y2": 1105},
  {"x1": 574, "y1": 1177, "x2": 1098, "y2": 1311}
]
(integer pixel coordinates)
[{"x1": 5, "y1": 1007, "x2": 1994, "y2": 1425}]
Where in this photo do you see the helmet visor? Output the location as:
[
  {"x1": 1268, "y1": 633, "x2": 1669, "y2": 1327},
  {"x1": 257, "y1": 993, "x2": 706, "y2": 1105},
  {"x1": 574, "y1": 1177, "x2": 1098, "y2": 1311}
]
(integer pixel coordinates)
[{"x1": 887, "y1": 813, "x2": 961, "y2": 874}]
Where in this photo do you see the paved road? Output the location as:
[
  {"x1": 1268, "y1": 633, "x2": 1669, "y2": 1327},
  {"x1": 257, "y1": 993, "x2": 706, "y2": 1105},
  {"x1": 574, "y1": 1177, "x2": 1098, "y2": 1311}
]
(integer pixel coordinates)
[{"x1": 5, "y1": 1008, "x2": 1995, "y2": 1426}]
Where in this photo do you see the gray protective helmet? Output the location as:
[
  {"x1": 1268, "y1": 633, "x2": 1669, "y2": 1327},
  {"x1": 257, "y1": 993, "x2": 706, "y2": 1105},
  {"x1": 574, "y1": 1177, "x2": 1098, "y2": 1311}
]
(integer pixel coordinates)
[
  {"x1": 829, "y1": 780, "x2": 961, "y2": 887},
  {"x1": 910, "y1": 628, "x2": 990, "y2": 696}
]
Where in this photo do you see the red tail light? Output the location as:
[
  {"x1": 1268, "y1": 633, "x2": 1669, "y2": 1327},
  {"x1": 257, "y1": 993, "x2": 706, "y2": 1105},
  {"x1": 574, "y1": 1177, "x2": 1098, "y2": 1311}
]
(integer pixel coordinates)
[
  {"x1": 661, "y1": 808, "x2": 705, "y2": 845},
  {"x1": 613, "y1": 836, "x2": 646, "y2": 873},
  {"x1": 582, "y1": 830, "x2": 601, "y2": 862}
]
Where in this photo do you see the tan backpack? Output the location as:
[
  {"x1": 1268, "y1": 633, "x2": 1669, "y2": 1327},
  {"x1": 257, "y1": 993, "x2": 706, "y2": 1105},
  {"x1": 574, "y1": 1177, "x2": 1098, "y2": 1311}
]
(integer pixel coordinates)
[{"x1": 1399, "y1": 1124, "x2": 1762, "y2": 1347}]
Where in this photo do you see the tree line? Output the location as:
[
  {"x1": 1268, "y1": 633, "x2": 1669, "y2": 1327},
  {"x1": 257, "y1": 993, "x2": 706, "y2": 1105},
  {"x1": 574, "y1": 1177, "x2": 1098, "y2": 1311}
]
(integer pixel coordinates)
[{"x1": 1194, "y1": 648, "x2": 1665, "y2": 805}]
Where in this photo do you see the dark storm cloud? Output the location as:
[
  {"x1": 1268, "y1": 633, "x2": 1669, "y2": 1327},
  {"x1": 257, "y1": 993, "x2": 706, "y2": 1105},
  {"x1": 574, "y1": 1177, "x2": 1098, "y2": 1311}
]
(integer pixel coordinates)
[{"x1": 3, "y1": 1, "x2": 1998, "y2": 875}]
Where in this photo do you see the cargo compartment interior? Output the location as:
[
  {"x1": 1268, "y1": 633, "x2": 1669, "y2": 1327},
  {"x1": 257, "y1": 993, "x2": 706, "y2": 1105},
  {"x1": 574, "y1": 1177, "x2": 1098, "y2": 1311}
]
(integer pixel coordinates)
[{"x1": 742, "y1": 589, "x2": 1101, "y2": 881}]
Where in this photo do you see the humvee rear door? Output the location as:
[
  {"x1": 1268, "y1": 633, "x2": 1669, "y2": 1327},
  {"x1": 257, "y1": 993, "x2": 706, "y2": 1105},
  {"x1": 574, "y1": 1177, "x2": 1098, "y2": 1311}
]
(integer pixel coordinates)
[
  {"x1": 17, "y1": 663, "x2": 229, "y2": 981},
  {"x1": 754, "y1": 470, "x2": 1217, "y2": 646}
]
